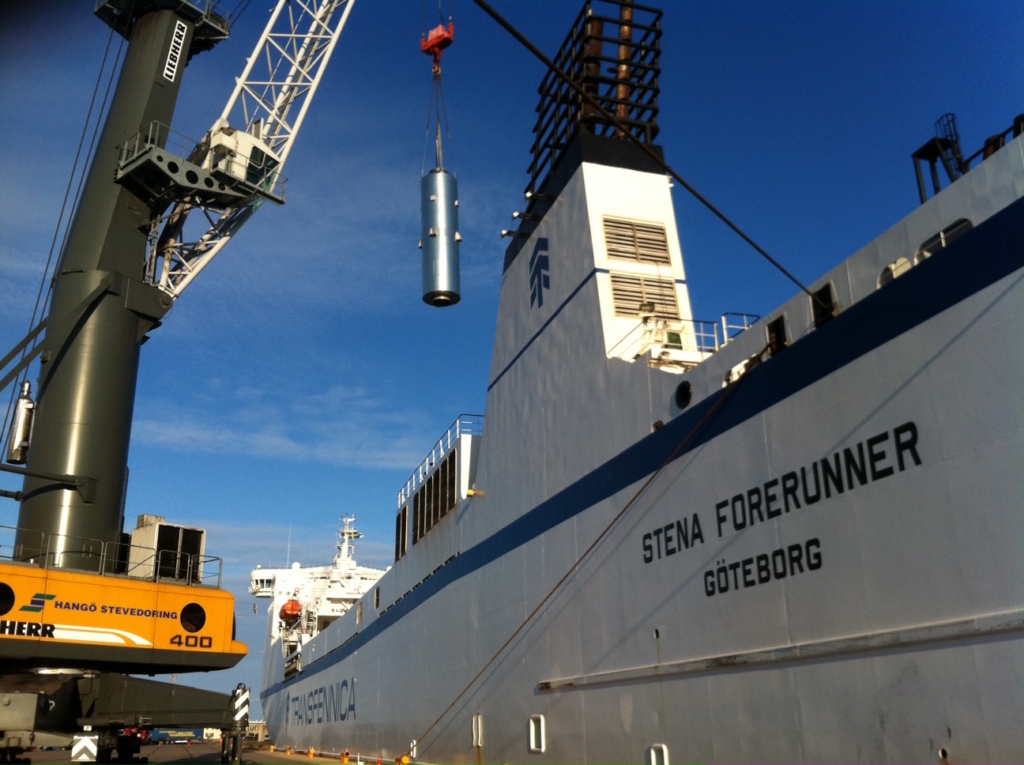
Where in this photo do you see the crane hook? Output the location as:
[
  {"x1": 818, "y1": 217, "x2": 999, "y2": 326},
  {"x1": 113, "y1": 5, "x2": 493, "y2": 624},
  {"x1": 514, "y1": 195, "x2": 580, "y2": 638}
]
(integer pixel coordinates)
[{"x1": 421, "y1": 21, "x2": 454, "y2": 78}]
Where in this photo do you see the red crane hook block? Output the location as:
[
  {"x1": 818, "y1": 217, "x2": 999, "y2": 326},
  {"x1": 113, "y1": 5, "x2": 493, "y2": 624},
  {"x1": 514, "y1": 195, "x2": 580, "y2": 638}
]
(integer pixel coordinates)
[{"x1": 422, "y1": 22, "x2": 454, "y2": 77}]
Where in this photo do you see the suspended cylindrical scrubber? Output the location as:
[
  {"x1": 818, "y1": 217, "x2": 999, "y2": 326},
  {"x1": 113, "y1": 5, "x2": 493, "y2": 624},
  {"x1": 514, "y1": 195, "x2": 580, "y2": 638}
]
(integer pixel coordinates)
[
  {"x1": 418, "y1": 11, "x2": 461, "y2": 307},
  {"x1": 420, "y1": 166, "x2": 461, "y2": 306}
]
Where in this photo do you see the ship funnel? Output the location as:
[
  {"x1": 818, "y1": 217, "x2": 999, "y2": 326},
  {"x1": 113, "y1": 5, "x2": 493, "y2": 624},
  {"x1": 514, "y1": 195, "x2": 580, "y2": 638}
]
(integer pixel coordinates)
[{"x1": 420, "y1": 164, "x2": 462, "y2": 307}]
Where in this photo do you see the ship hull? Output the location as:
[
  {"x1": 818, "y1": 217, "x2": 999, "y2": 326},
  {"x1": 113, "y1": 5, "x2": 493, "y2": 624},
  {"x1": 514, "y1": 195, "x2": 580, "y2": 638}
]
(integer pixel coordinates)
[{"x1": 260, "y1": 190, "x2": 1024, "y2": 762}]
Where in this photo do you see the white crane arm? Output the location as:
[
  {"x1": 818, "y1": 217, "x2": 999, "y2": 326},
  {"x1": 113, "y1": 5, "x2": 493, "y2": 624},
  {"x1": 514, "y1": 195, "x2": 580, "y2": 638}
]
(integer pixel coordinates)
[{"x1": 148, "y1": 0, "x2": 356, "y2": 299}]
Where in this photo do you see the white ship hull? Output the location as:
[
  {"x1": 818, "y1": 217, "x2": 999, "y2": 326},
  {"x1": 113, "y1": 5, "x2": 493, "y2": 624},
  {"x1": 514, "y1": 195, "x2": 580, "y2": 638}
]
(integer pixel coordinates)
[{"x1": 256, "y1": 122, "x2": 1024, "y2": 762}]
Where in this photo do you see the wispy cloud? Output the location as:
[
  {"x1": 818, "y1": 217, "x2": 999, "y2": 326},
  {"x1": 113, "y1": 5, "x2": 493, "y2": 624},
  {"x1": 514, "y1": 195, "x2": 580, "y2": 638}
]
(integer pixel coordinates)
[{"x1": 134, "y1": 383, "x2": 430, "y2": 470}]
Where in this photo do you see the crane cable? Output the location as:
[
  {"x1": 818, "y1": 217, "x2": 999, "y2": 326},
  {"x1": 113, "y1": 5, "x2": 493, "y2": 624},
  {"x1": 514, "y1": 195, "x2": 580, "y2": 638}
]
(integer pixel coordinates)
[
  {"x1": 1, "y1": 18, "x2": 129, "y2": 453},
  {"x1": 404, "y1": 344, "x2": 767, "y2": 759},
  {"x1": 420, "y1": 0, "x2": 456, "y2": 175},
  {"x1": 421, "y1": 69, "x2": 454, "y2": 175},
  {"x1": 231, "y1": 0, "x2": 255, "y2": 25}
]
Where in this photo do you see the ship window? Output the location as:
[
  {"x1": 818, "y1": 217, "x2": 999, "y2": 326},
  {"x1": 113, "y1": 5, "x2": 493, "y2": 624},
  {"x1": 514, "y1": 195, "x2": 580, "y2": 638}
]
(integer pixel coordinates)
[
  {"x1": 425, "y1": 475, "x2": 434, "y2": 532},
  {"x1": 420, "y1": 480, "x2": 427, "y2": 535},
  {"x1": 432, "y1": 471, "x2": 440, "y2": 527},
  {"x1": 811, "y1": 283, "x2": 835, "y2": 327},
  {"x1": 444, "y1": 458, "x2": 452, "y2": 518},
  {"x1": 409, "y1": 449, "x2": 460, "y2": 545},
  {"x1": 610, "y1": 273, "x2": 680, "y2": 320},
  {"x1": 529, "y1": 715, "x2": 546, "y2": 753},
  {"x1": 439, "y1": 464, "x2": 445, "y2": 519},
  {"x1": 356, "y1": 602, "x2": 363, "y2": 625},
  {"x1": 447, "y1": 448, "x2": 458, "y2": 509},
  {"x1": 374, "y1": 588, "x2": 380, "y2": 609},
  {"x1": 915, "y1": 218, "x2": 973, "y2": 264},
  {"x1": 432, "y1": 469, "x2": 441, "y2": 527},
  {"x1": 766, "y1": 315, "x2": 787, "y2": 356},
  {"x1": 395, "y1": 505, "x2": 408, "y2": 561},
  {"x1": 877, "y1": 257, "x2": 912, "y2": 288},
  {"x1": 436, "y1": 462, "x2": 444, "y2": 521},
  {"x1": 472, "y1": 714, "x2": 484, "y2": 747},
  {"x1": 603, "y1": 217, "x2": 671, "y2": 265},
  {"x1": 647, "y1": 744, "x2": 669, "y2": 765}
]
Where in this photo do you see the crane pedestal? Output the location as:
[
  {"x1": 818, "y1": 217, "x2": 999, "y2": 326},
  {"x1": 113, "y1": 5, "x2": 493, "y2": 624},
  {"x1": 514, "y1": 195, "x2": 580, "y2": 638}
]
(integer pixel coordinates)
[{"x1": 0, "y1": 673, "x2": 249, "y2": 763}]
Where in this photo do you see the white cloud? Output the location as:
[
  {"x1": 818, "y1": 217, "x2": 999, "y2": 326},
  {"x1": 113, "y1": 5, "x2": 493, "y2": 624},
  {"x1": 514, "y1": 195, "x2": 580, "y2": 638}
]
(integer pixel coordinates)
[{"x1": 133, "y1": 383, "x2": 431, "y2": 470}]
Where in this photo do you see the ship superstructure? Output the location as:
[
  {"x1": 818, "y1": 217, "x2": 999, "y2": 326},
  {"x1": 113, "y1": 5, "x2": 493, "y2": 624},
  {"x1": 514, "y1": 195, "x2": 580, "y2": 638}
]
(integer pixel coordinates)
[{"x1": 251, "y1": 518, "x2": 385, "y2": 681}]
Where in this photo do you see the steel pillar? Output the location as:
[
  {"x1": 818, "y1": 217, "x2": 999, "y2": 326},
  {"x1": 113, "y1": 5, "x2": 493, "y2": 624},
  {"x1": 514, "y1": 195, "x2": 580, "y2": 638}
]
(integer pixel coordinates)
[{"x1": 15, "y1": 9, "x2": 199, "y2": 567}]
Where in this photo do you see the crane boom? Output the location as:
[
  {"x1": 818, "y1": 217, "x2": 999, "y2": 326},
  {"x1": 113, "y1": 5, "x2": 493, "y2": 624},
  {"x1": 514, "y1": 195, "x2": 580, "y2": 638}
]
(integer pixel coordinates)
[{"x1": 148, "y1": 0, "x2": 357, "y2": 299}]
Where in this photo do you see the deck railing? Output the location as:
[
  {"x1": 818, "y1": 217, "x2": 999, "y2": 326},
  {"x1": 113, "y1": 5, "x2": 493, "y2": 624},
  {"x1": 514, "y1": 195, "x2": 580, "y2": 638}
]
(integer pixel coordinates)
[
  {"x1": 0, "y1": 523, "x2": 222, "y2": 586},
  {"x1": 397, "y1": 415, "x2": 484, "y2": 508}
]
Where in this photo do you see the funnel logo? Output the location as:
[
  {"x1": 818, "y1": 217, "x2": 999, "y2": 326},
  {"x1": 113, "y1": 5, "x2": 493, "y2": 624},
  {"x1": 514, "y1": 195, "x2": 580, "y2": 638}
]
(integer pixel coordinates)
[
  {"x1": 529, "y1": 238, "x2": 550, "y2": 308},
  {"x1": 20, "y1": 593, "x2": 55, "y2": 613}
]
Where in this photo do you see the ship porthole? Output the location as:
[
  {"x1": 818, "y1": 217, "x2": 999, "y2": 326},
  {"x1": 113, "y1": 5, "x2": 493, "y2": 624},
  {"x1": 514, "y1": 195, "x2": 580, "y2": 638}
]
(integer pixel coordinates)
[
  {"x1": 674, "y1": 381, "x2": 692, "y2": 409},
  {"x1": 180, "y1": 602, "x2": 207, "y2": 633},
  {"x1": 0, "y1": 582, "x2": 14, "y2": 616}
]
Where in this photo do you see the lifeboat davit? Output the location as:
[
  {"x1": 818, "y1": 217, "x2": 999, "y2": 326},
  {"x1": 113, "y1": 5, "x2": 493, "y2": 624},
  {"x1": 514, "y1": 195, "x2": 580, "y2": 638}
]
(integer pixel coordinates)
[{"x1": 279, "y1": 599, "x2": 302, "y2": 624}]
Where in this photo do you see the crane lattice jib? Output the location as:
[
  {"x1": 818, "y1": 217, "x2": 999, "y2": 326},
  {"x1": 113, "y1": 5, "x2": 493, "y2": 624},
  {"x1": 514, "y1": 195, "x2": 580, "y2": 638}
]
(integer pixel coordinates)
[
  {"x1": 222, "y1": 0, "x2": 353, "y2": 164},
  {"x1": 150, "y1": 0, "x2": 356, "y2": 299}
]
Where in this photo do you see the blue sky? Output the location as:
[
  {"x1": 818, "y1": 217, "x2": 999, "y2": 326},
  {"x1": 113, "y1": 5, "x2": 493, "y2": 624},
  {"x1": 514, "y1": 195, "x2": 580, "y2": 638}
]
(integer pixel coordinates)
[{"x1": 1, "y1": 0, "x2": 1021, "y2": 716}]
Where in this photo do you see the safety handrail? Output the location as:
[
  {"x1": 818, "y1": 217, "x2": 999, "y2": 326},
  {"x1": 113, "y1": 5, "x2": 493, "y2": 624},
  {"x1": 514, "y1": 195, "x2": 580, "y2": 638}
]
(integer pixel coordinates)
[
  {"x1": 0, "y1": 523, "x2": 222, "y2": 586},
  {"x1": 397, "y1": 415, "x2": 484, "y2": 507}
]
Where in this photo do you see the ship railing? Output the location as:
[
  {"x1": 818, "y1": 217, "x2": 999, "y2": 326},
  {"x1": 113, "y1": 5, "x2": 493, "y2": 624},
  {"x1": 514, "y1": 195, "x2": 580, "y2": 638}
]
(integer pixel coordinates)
[
  {"x1": 692, "y1": 319, "x2": 722, "y2": 354},
  {"x1": 0, "y1": 524, "x2": 45, "y2": 565},
  {"x1": 117, "y1": 121, "x2": 194, "y2": 168},
  {"x1": 397, "y1": 414, "x2": 484, "y2": 507},
  {"x1": 608, "y1": 317, "x2": 722, "y2": 360},
  {"x1": 1, "y1": 524, "x2": 106, "y2": 573},
  {"x1": 720, "y1": 312, "x2": 761, "y2": 345},
  {"x1": 609, "y1": 312, "x2": 762, "y2": 364},
  {"x1": 116, "y1": 120, "x2": 287, "y2": 201},
  {"x1": 606, "y1": 318, "x2": 652, "y2": 359},
  {"x1": 0, "y1": 523, "x2": 222, "y2": 586}
]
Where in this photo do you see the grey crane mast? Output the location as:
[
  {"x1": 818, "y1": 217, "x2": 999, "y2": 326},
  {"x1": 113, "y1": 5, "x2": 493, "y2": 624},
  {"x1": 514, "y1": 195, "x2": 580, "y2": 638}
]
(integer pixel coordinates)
[
  {"x1": 10, "y1": 0, "x2": 357, "y2": 564},
  {"x1": 13, "y1": 1, "x2": 229, "y2": 566}
]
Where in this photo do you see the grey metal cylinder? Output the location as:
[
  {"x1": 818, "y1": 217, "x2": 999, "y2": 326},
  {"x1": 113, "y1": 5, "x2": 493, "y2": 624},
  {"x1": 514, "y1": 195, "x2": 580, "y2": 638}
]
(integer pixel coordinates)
[{"x1": 420, "y1": 168, "x2": 461, "y2": 307}]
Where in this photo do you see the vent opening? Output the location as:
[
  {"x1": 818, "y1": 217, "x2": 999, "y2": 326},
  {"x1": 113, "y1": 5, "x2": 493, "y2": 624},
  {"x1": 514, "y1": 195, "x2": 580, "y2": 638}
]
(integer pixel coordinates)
[
  {"x1": 604, "y1": 218, "x2": 671, "y2": 265},
  {"x1": 766, "y1": 315, "x2": 787, "y2": 356},
  {"x1": 811, "y1": 284, "x2": 836, "y2": 327},
  {"x1": 610, "y1": 274, "x2": 679, "y2": 320}
]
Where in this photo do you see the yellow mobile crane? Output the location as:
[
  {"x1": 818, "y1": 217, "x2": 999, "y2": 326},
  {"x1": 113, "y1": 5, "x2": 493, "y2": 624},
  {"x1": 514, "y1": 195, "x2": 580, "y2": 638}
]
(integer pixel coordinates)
[{"x1": 0, "y1": 1, "x2": 356, "y2": 761}]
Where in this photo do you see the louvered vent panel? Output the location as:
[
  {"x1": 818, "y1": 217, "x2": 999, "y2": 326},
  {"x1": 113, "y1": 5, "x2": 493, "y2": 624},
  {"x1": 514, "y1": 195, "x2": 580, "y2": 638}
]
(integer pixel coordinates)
[
  {"x1": 604, "y1": 218, "x2": 671, "y2": 265},
  {"x1": 609, "y1": 274, "x2": 680, "y2": 319}
]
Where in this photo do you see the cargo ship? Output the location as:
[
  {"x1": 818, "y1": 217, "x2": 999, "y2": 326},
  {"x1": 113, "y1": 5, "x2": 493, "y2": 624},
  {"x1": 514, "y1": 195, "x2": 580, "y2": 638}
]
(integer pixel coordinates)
[{"x1": 250, "y1": 1, "x2": 1024, "y2": 761}]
